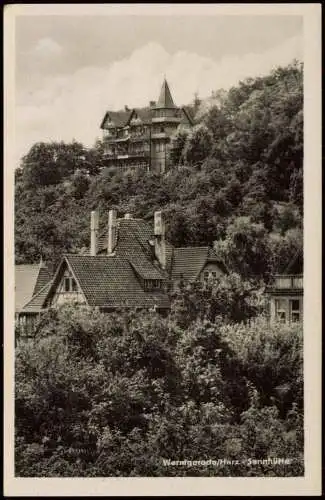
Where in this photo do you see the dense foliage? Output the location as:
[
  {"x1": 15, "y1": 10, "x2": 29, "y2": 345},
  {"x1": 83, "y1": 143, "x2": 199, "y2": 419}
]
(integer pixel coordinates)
[
  {"x1": 16, "y1": 300, "x2": 303, "y2": 477},
  {"x1": 15, "y1": 62, "x2": 303, "y2": 277}
]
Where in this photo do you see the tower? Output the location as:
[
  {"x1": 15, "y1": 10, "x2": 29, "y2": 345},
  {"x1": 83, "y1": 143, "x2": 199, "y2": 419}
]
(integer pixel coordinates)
[{"x1": 150, "y1": 79, "x2": 181, "y2": 173}]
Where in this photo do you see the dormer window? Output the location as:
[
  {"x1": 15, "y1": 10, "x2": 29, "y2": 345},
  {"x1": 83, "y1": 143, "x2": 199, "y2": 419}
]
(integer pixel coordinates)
[{"x1": 143, "y1": 279, "x2": 162, "y2": 291}]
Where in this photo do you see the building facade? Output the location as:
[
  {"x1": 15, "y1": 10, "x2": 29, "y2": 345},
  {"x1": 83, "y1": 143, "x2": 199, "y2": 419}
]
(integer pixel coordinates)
[
  {"x1": 100, "y1": 79, "x2": 194, "y2": 173},
  {"x1": 266, "y1": 251, "x2": 303, "y2": 324}
]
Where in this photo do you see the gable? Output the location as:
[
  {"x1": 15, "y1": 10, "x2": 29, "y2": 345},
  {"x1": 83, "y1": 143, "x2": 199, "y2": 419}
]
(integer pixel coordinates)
[
  {"x1": 171, "y1": 246, "x2": 227, "y2": 282},
  {"x1": 44, "y1": 258, "x2": 87, "y2": 308},
  {"x1": 200, "y1": 262, "x2": 225, "y2": 281},
  {"x1": 129, "y1": 109, "x2": 143, "y2": 125},
  {"x1": 100, "y1": 110, "x2": 132, "y2": 129}
]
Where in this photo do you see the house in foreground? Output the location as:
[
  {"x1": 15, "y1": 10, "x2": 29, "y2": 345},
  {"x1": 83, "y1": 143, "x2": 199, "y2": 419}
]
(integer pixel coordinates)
[
  {"x1": 15, "y1": 210, "x2": 227, "y2": 338},
  {"x1": 266, "y1": 250, "x2": 303, "y2": 324}
]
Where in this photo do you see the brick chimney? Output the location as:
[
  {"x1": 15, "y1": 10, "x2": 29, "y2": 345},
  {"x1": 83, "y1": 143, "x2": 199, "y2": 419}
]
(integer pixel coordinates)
[
  {"x1": 108, "y1": 209, "x2": 117, "y2": 255},
  {"x1": 90, "y1": 210, "x2": 99, "y2": 256},
  {"x1": 154, "y1": 211, "x2": 166, "y2": 269}
]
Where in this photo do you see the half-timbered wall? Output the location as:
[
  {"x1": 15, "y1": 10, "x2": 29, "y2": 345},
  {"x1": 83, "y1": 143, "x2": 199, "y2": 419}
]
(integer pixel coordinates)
[{"x1": 52, "y1": 269, "x2": 86, "y2": 306}]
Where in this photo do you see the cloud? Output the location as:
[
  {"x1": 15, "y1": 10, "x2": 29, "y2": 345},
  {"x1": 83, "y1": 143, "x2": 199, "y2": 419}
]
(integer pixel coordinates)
[
  {"x1": 14, "y1": 35, "x2": 302, "y2": 166},
  {"x1": 31, "y1": 37, "x2": 63, "y2": 57}
]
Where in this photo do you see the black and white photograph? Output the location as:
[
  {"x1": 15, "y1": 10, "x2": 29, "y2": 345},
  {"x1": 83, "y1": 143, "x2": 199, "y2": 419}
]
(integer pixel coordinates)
[{"x1": 4, "y1": 3, "x2": 321, "y2": 497}]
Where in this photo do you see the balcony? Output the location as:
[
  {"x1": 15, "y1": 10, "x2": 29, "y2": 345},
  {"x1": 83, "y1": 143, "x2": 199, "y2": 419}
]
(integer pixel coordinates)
[
  {"x1": 151, "y1": 132, "x2": 168, "y2": 139},
  {"x1": 129, "y1": 133, "x2": 150, "y2": 142},
  {"x1": 103, "y1": 150, "x2": 149, "y2": 159},
  {"x1": 151, "y1": 116, "x2": 181, "y2": 124},
  {"x1": 273, "y1": 274, "x2": 303, "y2": 290},
  {"x1": 128, "y1": 151, "x2": 150, "y2": 158}
]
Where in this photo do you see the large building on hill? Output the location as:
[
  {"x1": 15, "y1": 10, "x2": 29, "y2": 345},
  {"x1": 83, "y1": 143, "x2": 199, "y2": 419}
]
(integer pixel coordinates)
[
  {"x1": 100, "y1": 79, "x2": 194, "y2": 173},
  {"x1": 15, "y1": 210, "x2": 227, "y2": 338}
]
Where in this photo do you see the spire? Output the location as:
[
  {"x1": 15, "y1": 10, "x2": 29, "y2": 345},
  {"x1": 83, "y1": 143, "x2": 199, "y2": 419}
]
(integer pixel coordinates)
[{"x1": 156, "y1": 78, "x2": 176, "y2": 108}]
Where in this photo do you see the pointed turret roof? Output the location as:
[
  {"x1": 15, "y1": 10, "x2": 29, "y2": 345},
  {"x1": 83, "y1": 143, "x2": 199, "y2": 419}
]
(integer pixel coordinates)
[{"x1": 156, "y1": 78, "x2": 176, "y2": 108}]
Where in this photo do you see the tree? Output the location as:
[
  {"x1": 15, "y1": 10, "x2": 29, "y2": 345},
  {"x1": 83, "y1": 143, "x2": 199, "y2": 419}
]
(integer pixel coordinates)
[
  {"x1": 20, "y1": 141, "x2": 88, "y2": 188},
  {"x1": 169, "y1": 128, "x2": 189, "y2": 167},
  {"x1": 170, "y1": 272, "x2": 264, "y2": 329},
  {"x1": 182, "y1": 124, "x2": 213, "y2": 167},
  {"x1": 214, "y1": 217, "x2": 273, "y2": 281},
  {"x1": 15, "y1": 304, "x2": 303, "y2": 477}
]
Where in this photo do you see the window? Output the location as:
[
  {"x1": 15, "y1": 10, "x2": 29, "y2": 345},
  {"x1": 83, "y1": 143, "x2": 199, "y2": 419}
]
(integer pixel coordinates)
[
  {"x1": 144, "y1": 279, "x2": 162, "y2": 291},
  {"x1": 290, "y1": 299, "x2": 301, "y2": 323},
  {"x1": 64, "y1": 277, "x2": 70, "y2": 292},
  {"x1": 203, "y1": 270, "x2": 218, "y2": 281},
  {"x1": 275, "y1": 299, "x2": 287, "y2": 323},
  {"x1": 155, "y1": 142, "x2": 165, "y2": 153},
  {"x1": 63, "y1": 276, "x2": 77, "y2": 292},
  {"x1": 72, "y1": 279, "x2": 78, "y2": 292}
]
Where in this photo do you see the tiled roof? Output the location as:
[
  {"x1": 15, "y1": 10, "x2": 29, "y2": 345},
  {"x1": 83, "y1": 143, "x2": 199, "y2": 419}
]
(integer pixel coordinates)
[
  {"x1": 15, "y1": 264, "x2": 40, "y2": 312},
  {"x1": 132, "y1": 108, "x2": 153, "y2": 124},
  {"x1": 98, "y1": 218, "x2": 154, "y2": 256},
  {"x1": 156, "y1": 79, "x2": 176, "y2": 108},
  {"x1": 34, "y1": 266, "x2": 52, "y2": 295},
  {"x1": 129, "y1": 258, "x2": 164, "y2": 280},
  {"x1": 47, "y1": 255, "x2": 170, "y2": 309},
  {"x1": 21, "y1": 281, "x2": 52, "y2": 313},
  {"x1": 98, "y1": 218, "x2": 167, "y2": 281},
  {"x1": 171, "y1": 246, "x2": 227, "y2": 282},
  {"x1": 101, "y1": 110, "x2": 132, "y2": 129},
  {"x1": 15, "y1": 263, "x2": 51, "y2": 312}
]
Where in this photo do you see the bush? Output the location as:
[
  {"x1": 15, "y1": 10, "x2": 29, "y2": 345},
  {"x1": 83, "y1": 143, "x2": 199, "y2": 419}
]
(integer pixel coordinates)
[{"x1": 15, "y1": 305, "x2": 303, "y2": 477}]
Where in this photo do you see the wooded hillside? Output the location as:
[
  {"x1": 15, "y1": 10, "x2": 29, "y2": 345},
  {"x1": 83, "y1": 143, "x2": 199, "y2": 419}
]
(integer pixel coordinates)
[{"x1": 15, "y1": 61, "x2": 303, "y2": 281}]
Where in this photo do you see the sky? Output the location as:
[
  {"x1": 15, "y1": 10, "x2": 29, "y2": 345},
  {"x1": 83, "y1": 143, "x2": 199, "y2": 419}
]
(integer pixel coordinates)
[{"x1": 14, "y1": 13, "x2": 303, "y2": 164}]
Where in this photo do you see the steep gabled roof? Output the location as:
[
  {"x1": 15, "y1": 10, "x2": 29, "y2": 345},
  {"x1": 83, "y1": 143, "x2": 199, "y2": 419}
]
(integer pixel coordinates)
[
  {"x1": 100, "y1": 109, "x2": 133, "y2": 129},
  {"x1": 44, "y1": 255, "x2": 169, "y2": 310},
  {"x1": 98, "y1": 218, "x2": 167, "y2": 280},
  {"x1": 15, "y1": 262, "x2": 52, "y2": 312},
  {"x1": 156, "y1": 79, "x2": 176, "y2": 109},
  {"x1": 128, "y1": 107, "x2": 153, "y2": 125},
  {"x1": 21, "y1": 281, "x2": 52, "y2": 313},
  {"x1": 98, "y1": 218, "x2": 153, "y2": 256},
  {"x1": 34, "y1": 265, "x2": 52, "y2": 295},
  {"x1": 15, "y1": 265, "x2": 40, "y2": 312},
  {"x1": 171, "y1": 246, "x2": 227, "y2": 282}
]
